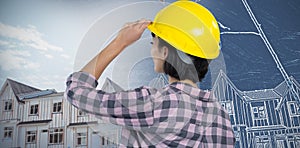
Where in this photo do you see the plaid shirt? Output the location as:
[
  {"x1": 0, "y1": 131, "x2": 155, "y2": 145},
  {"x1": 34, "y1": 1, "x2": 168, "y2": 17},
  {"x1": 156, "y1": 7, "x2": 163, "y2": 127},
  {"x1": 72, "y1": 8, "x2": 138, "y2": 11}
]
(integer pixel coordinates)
[{"x1": 65, "y1": 72, "x2": 235, "y2": 147}]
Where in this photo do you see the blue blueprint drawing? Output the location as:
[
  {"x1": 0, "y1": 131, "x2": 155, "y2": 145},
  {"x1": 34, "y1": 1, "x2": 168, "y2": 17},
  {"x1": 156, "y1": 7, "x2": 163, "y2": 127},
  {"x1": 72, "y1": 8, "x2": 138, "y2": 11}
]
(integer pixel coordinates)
[
  {"x1": 212, "y1": 1, "x2": 300, "y2": 147},
  {"x1": 194, "y1": 0, "x2": 300, "y2": 147},
  {"x1": 128, "y1": 0, "x2": 300, "y2": 147}
]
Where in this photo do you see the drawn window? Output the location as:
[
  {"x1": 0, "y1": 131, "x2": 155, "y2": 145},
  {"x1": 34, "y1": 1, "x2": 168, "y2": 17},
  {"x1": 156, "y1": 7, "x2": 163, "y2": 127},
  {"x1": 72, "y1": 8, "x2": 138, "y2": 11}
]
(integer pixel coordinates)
[
  {"x1": 29, "y1": 104, "x2": 39, "y2": 115},
  {"x1": 234, "y1": 131, "x2": 240, "y2": 139},
  {"x1": 253, "y1": 106, "x2": 266, "y2": 119},
  {"x1": 26, "y1": 131, "x2": 37, "y2": 143},
  {"x1": 53, "y1": 102, "x2": 62, "y2": 113},
  {"x1": 3, "y1": 127, "x2": 13, "y2": 139},
  {"x1": 49, "y1": 128, "x2": 63, "y2": 144},
  {"x1": 296, "y1": 140, "x2": 300, "y2": 147},
  {"x1": 289, "y1": 102, "x2": 300, "y2": 116},
  {"x1": 221, "y1": 102, "x2": 233, "y2": 114},
  {"x1": 76, "y1": 132, "x2": 87, "y2": 146}
]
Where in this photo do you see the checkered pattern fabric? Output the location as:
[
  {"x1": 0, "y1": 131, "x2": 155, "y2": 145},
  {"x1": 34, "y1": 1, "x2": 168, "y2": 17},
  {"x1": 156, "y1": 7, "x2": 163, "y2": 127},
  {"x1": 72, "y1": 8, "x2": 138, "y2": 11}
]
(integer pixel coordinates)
[{"x1": 65, "y1": 72, "x2": 235, "y2": 147}]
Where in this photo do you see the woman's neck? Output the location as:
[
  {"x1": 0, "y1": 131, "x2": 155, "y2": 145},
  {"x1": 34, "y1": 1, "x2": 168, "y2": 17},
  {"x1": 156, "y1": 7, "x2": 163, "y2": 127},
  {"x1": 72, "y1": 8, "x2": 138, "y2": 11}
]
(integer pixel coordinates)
[{"x1": 168, "y1": 76, "x2": 198, "y2": 88}]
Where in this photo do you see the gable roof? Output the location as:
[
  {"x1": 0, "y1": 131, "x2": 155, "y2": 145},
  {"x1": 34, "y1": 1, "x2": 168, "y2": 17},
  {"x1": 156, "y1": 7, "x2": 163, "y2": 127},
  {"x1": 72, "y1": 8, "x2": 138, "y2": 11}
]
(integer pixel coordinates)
[
  {"x1": 101, "y1": 78, "x2": 124, "y2": 93},
  {"x1": 1, "y1": 78, "x2": 41, "y2": 102},
  {"x1": 275, "y1": 76, "x2": 300, "y2": 109},
  {"x1": 212, "y1": 70, "x2": 300, "y2": 104},
  {"x1": 243, "y1": 89, "x2": 281, "y2": 100},
  {"x1": 212, "y1": 70, "x2": 246, "y2": 102},
  {"x1": 18, "y1": 89, "x2": 57, "y2": 100}
]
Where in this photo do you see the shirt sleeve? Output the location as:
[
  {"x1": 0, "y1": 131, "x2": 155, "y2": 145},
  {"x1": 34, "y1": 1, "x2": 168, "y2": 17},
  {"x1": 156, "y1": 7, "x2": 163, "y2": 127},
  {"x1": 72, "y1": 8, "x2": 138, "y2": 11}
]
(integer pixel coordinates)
[{"x1": 64, "y1": 71, "x2": 157, "y2": 130}]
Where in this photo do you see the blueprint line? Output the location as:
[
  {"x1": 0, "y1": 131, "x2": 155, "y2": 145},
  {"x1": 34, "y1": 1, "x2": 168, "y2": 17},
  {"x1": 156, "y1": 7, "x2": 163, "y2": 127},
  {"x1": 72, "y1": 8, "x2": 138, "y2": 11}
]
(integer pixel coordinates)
[
  {"x1": 241, "y1": 0, "x2": 300, "y2": 106},
  {"x1": 221, "y1": 31, "x2": 260, "y2": 36}
]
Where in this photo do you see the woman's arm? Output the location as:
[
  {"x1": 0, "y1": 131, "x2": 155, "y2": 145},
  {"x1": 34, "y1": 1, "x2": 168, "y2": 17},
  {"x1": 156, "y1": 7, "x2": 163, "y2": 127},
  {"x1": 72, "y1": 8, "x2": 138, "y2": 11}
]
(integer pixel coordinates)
[
  {"x1": 65, "y1": 19, "x2": 155, "y2": 130},
  {"x1": 80, "y1": 19, "x2": 151, "y2": 79}
]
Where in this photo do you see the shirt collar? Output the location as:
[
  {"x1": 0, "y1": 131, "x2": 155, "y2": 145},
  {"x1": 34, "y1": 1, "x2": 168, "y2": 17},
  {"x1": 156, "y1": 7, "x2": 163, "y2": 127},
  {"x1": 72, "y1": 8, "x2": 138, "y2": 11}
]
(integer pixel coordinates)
[{"x1": 169, "y1": 82, "x2": 215, "y2": 102}]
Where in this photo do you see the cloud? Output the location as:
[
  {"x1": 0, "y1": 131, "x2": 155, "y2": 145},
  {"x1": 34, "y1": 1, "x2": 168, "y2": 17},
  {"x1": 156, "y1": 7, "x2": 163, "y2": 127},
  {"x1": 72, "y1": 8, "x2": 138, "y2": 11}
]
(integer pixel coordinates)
[
  {"x1": 60, "y1": 54, "x2": 70, "y2": 59},
  {"x1": 23, "y1": 73, "x2": 67, "y2": 91},
  {"x1": 0, "y1": 40, "x2": 18, "y2": 48},
  {"x1": 0, "y1": 22, "x2": 63, "y2": 52},
  {"x1": 0, "y1": 40, "x2": 10, "y2": 46},
  {"x1": 45, "y1": 54, "x2": 53, "y2": 59},
  {"x1": 0, "y1": 49, "x2": 40, "y2": 71}
]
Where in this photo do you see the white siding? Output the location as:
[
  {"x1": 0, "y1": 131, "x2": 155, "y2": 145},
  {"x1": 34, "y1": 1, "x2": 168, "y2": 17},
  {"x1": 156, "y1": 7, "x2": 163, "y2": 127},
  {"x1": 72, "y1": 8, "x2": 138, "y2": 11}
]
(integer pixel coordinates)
[
  {"x1": 0, "y1": 85, "x2": 19, "y2": 121},
  {"x1": 0, "y1": 82, "x2": 120, "y2": 148}
]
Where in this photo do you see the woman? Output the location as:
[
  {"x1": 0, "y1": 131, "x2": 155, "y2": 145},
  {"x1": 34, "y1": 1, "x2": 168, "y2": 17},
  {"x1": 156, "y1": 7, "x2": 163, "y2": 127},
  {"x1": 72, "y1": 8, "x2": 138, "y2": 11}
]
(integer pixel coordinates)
[{"x1": 65, "y1": 1, "x2": 235, "y2": 147}]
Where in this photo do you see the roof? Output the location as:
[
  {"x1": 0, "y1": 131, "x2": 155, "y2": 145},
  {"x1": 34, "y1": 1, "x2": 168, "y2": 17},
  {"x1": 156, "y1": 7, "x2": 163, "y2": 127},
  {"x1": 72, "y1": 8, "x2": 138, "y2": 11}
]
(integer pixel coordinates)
[
  {"x1": 18, "y1": 89, "x2": 57, "y2": 100},
  {"x1": 101, "y1": 78, "x2": 124, "y2": 93},
  {"x1": 5, "y1": 78, "x2": 41, "y2": 102},
  {"x1": 274, "y1": 76, "x2": 300, "y2": 96},
  {"x1": 68, "y1": 121, "x2": 98, "y2": 127},
  {"x1": 246, "y1": 125, "x2": 286, "y2": 132},
  {"x1": 7, "y1": 78, "x2": 40, "y2": 93},
  {"x1": 148, "y1": 74, "x2": 168, "y2": 89},
  {"x1": 212, "y1": 71, "x2": 300, "y2": 103},
  {"x1": 243, "y1": 89, "x2": 281, "y2": 99},
  {"x1": 17, "y1": 119, "x2": 52, "y2": 126},
  {"x1": 0, "y1": 78, "x2": 58, "y2": 102}
]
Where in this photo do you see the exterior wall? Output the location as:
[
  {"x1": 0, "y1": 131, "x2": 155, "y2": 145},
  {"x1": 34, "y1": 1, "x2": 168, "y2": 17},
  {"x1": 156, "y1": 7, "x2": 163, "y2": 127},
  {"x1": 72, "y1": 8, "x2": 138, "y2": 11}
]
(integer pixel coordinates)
[
  {"x1": 1, "y1": 74, "x2": 299, "y2": 148},
  {"x1": 67, "y1": 102, "x2": 99, "y2": 124},
  {"x1": 212, "y1": 72, "x2": 249, "y2": 148},
  {"x1": 18, "y1": 124, "x2": 49, "y2": 148},
  {"x1": 0, "y1": 84, "x2": 20, "y2": 148},
  {"x1": 22, "y1": 94, "x2": 62, "y2": 123},
  {"x1": 0, "y1": 85, "x2": 20, "y2": 121},
  {"x1": 212, "y1": 72, "x2": 300, "y2": 148},
  {"x1": 0, "y1": 123, "x2": 17, "y2": 148},
  {"x1": 0, "y1": 83, "x2": 120, "y2": 148}
]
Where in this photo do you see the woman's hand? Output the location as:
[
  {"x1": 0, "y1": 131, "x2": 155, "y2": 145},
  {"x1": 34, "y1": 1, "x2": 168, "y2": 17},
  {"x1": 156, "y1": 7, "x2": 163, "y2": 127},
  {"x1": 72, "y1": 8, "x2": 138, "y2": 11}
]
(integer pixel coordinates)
[{"x1": 115, "y1": 19, "x2": 151, "y2": 48}]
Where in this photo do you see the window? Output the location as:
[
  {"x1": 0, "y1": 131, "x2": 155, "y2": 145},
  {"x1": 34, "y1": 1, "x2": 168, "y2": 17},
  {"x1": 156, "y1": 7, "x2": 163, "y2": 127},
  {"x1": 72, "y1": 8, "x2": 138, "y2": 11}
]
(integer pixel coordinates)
[
  {"x1": 4, "y1": 100, "x2": 12, "y2": 111},
  {"x1": 78, "y1": 110, "x2": 86, "y2": 116},
  {"x1": 102, "y1": 136, "x2": 106, "y2": 146},
  {"x1": 101, "y1": 136, "x2": 114, "y2": 146},
  {"x1": 49, "y1": 128, "x2": 63, "y2": 144},
  {"x1": 26, "y1": 131, "x2": 37, "y2": 143},
  {"x1": 29, "y1": 104, "x2": 39, "y2": 115},
  {"x1": 252, "y1": 106, "x2": 266, "y2": 119},
  {"x1": 3, "y1": 127, "x2": 13, "y2": 139},
  {"x1": 296, "y1": 140, "x2": 300, "y2": 147},
  {"x1": 221, "y1": 102, "x2": 233, "y2": 114},
  {"x1": 53, "y1": 102, "x2": 62, "y2": 113},
  {"x1": 76, "y1": 132, "x2": 87, "y2": 146},
  {"x1": 289, "y1": 102, "x2": 300, "y2": 116},
  {"x1": 234, "y1": 131, "x2": 240, "y2": 140}
]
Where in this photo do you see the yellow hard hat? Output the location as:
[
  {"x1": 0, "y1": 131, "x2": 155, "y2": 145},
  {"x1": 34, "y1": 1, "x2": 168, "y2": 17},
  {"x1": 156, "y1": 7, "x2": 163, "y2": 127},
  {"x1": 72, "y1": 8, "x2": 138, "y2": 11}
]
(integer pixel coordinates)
[{"x1": 148, "y1": 0, "x2": 220, "y2": 59}]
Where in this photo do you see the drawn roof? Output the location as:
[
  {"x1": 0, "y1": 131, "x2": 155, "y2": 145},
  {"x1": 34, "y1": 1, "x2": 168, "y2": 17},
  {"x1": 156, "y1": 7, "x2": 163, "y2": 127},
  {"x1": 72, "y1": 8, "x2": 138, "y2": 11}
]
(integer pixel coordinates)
[
  {"x1": 274, "y1": 76, "x2": 300, "y2": 96},
  {"x1": 212, "y1": 71, "x2": 300, "y2": 102},
  {"x1": 243, "y1": 89, "x2": 280, "y2": 99},
  {"x1": 101, "y1": 78, "x2": 124, "y2": 93}
]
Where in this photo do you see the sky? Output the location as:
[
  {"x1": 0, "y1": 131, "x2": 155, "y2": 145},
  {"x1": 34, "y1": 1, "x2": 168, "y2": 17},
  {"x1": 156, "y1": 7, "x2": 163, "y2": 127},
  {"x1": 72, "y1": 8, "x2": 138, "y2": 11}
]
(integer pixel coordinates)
[
  {"x1": 0, "y1": 0, "x2": 169, "y2": 91},
  {"x1": 0, "y1": 0, "x2": 299, "y2": 92}
]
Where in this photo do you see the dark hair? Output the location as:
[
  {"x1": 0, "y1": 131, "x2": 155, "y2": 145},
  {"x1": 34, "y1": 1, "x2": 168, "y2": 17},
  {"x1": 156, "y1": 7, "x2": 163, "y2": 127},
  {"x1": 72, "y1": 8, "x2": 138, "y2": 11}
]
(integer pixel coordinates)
[{"x1": 152, "y1": 32, "x2": 209, "y2": 82}]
